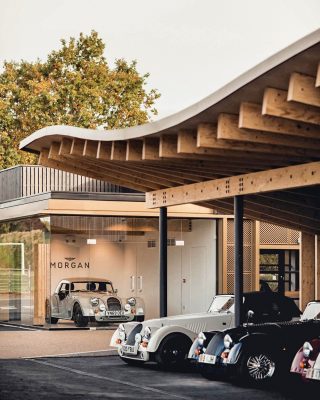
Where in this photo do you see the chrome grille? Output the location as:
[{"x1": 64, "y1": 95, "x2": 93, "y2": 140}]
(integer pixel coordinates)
[{"x1": 107, "y1": 297, "x2": 121, "y2": 311}]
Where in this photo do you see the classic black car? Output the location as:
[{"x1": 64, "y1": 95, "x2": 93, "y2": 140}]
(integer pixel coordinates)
[
  {"x1": 189, "y1": 290, "x2": 301, "y2": 367},
  {"x1": 196, "y1": 301, "x2": 320, "y2": 385}
]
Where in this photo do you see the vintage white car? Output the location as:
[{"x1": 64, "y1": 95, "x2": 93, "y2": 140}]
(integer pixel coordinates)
[
  {"x1": 110, "y1": 294, "x2": 236, "y2": 368},
  {"x1": 111, "y1": 290, "x2": 300, "y2": 369},
  {"x1": 46, "y1": 277, "x2": 145, "y2": 327}
]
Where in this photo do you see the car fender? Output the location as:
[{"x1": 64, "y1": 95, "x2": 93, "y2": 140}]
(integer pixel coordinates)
[
  {"x1": 147, "y1": 325, "x2": 195, "y2": 353},
  {"x1": 110, "y1": 321, "x2": 141, "y2": 347},
  {"x1": 188, "y1": 331, "x2": 218, "y2": 359},
  {"x1": 71, "y1": 299, "x2": 87, "y2": 317},
  {"x1": 228, "y1": 332, "x2": 276, "y2": 364}
]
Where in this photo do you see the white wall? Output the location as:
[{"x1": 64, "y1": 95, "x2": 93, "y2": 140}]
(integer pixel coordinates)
[{"x1": 49, "y1": 219, "x2": 216, "y2": 319}]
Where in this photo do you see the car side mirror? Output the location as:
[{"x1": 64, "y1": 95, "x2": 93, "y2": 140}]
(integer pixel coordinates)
[{"x1": 114, "y1": 289, "x2": 118, "y2": 294}]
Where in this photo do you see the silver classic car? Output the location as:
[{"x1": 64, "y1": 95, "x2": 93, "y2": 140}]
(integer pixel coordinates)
[{"x1": 46, "y1": 277, "x2": 145, "y2": 327}]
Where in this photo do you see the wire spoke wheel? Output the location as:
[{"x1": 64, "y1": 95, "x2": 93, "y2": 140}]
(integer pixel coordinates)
[{"x1": 247, "y1": 354, "x2": 276, "y2": 381}]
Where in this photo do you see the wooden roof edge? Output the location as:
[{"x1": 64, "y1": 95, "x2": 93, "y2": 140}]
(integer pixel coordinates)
[{"x1": 20, "y1": 29, "x2": 320, "y2": 154}]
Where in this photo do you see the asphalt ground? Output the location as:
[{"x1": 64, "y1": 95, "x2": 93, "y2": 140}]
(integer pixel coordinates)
[{"x1": 0, "y1": 356, "x2": 312, "y2": 400}]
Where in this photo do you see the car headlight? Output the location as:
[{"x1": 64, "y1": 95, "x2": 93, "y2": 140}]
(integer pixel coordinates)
[
  {"x1": 143, "y1": 326, "x2": 151, "y2": 340},
  {"x1": 124, "y1": 303, "x2": 131, "y2": 311},
  {"x1": 198, "y1": 332, "x2": 206, "y2": 346},
  {"x1": 135, "y1": 333, "x2": 142, "y2": 343},
  {"x1": 303, "y1": 342, "x2": 313, "y2": 358},
  {"x1": 223, "y1": 334, "x2": 233, "y2": 349},
  {"x1": 99, "y1": 303, "x2": 106, "y2": 311},
  {"x1": 90, "y1": 297, "x2": 99, "y2": 306},
  {"x1": 127, "y1": 297, "x2": 136, "y2": 306}
]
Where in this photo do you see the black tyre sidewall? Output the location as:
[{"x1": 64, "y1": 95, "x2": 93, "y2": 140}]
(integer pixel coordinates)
[
  {"x1": 155, "y1": 334, "x2": 192, "y2": 370},
  {"x1": 73, "y1": 304, "x2": 89, "y2": 327}
]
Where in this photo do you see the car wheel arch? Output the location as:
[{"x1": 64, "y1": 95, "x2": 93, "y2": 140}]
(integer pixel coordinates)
[{"x1": 148, "y1": 326, "x2": 194, "y2": 353}]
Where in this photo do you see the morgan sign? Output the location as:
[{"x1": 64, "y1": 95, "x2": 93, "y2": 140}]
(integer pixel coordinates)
[{"x1": 50, "y1": 257, "x2": 90, "y2": 269}]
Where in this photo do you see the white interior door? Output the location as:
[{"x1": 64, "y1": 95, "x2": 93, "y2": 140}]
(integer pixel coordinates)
[{"x1": 168, "y1": 247, "x2": 182, "y2": 316}]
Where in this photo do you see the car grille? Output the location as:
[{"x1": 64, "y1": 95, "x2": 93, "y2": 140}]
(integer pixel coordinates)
[
  {"x1": 107, "y1": 297, "x2": 121, "y2": 312},
  {"x1": 127, "y1": 323, "x2": 143, "y2": 345}
]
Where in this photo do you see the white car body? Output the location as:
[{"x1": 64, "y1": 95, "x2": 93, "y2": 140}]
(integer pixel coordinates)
[
  {"x1": 47, "y1": 277, "x2": 145, "y2": 326},
  {"x1": 110, "y1": 295, "x2": 235, "y2": 364}
]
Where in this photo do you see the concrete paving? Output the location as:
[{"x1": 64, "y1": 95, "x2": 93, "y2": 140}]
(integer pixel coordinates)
[
  {"x1": 0, "y1": 327, "x2": 116, "y2": 358},
  {"x1": 0, "y1": 356, "x2": 308, "y2": 400}
]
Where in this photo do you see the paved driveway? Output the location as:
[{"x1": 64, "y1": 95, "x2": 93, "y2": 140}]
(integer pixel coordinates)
[{"x1": 0, "y1": 356, "x2": 307, "y2": 400}]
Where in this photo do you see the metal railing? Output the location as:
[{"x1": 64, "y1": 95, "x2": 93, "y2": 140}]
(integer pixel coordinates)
[{"x1": 0, "y1": 165, "x2": 122, "y2": 202}]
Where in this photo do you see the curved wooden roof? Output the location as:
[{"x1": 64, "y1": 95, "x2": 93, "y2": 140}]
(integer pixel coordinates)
[{"x1": 20, "y1": 29, "x2": 320, "y2": 234}]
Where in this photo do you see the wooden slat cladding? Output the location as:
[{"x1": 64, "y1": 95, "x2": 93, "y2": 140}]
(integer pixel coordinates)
[{"x1": 0, "y1": 165, "x2": 121, "y2": 203}]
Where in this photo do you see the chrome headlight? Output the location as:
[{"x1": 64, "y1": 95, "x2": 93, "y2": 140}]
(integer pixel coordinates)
[
  {"x1": 124, "y1": 303, "x2": 131, "y2": 311},
  {"x1": 127, "y1": 297, "x2": 136, "y2": 306},
  {"x1": 99, "y1": 303, "x2": 106, "y2": 311},
  {"x1": 223, "y1": 334, "x2": 233, "y2": 349},
  {"x1": 135, "y1": 333, "x2": 142, "y2": 343},
  {"x1": 198, "y1": 332, "x2": 206, "y2": 346},
  {"x1": 90, "y1": 297, "x2": 99, "y2": 306},
  {"x1": 143, "y1": 326, "x2": 151, "y2": 340},
  {"x1": 303, "y1": 342, "x2": 313, "y2": 358},
  {"x1": 118, "y1": 324, "x2": 126, "y2": 341}
]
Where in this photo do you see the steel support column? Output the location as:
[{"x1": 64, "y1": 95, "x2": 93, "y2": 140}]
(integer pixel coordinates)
[
  {"x1": 234, "y1": 196, "x2": 244, "y2": 327},
  {"x1": 159, "y1": 207, "x2": 168, "y2": 317}
]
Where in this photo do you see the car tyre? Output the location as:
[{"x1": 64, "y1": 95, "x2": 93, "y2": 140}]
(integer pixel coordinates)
[
  {"x1": 155, "y1": 333, "x2": 192, "y2": 370},
  {"x1": 73, "y1": 304, "x2": 89, "y2": 327},
  {"x1": 238, "y1": 350, "x2": 278, "y2": 386}
]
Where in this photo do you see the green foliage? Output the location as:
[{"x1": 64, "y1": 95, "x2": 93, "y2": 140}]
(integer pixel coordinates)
[{"x1": 0, "y1": 31, "x2": 160, "y2": 169}]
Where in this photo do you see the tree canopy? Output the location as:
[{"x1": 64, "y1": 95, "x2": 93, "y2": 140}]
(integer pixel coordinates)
[{"x1": 0, "y1": 31, "x2": 160, "y2": 169}]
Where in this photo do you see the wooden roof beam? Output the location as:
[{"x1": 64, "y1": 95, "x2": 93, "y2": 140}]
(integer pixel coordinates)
[
  {"x1": 217, "y1": 113, "x2": 320, "y2": 156},
  {"x1": 142, "y1": 137, "x2": 160, "y2": 160},
  {"x1": 111, "y1": 141, "x2": 127, "y2": 161},
  {"x1": 84, "y1": 140, "x2": 99, "y2": 158},
  {"x1": 146, "y1": 161, "x2": 320, "y2": 208},
  {"x1": 97, "y1": 141, "x2": 112, "y2": 160},
  {"x1": 239, "y1": 102, "x2": 320, "y2": 140},
  {"x1": 126, "y1": 140, "x2": 143, "y2": 161},
  {"x1": 70, "y1": 138, "x2": 85, "y2": 156},
  {"x1": 200, "y1": 200, "x2": 317, "y2": 234},
  {"x1": 262, "y1": 88, "x2": 320, "y2": 125},
  {"x1": 288, "y1": 72, "x2": 320, "y2": 108},
  {"x1": 316, "y1": 63, "x2": 320, "y2": 88},
  {"x1": 196, "y1": 122, "x2": 311, "y2": 164}
]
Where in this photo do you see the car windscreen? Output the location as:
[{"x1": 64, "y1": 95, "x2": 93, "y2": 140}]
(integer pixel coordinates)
[
  {"x1": 71, "y1": 281, "x2": 114, "y2": 293},
  {"x1": 208, "y1": 296, "x2": 234, "y2": 313}
]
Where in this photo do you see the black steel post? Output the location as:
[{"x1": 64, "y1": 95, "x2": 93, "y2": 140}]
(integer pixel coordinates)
[
  {"x1": 234, "y1": 195, "x2": 244, "y2": 327},
  {"x1": 159, "y1": 207, "x2": 168, "y2": 317}
]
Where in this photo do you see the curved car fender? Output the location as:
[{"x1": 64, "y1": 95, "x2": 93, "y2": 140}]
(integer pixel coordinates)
[
  {"x1": 188, "y1": 331, "x2": 219, "y2": 359},
  {"x1": 71, "y1": 299, "x2": 87, "y2": 316},
  {"x1": 147, "y1": 325, "x2": 195, "y2": 353},
  {"x1": 233, "y1": 332, "x2": 275, "y2": 362},
  {"x1": 110, "y1": 321, "x2": 141, "y2": 347}
]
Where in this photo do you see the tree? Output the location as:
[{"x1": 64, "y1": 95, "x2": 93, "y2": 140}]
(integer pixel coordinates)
[{"x1": 0, "y1": 31, "x2": 160, "y2": 169}]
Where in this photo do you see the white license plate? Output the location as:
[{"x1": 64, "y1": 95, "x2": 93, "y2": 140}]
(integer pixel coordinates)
[
  {"x1": 122, "y1": 345, "x2": 137, "y2": 354},
  {"x1": 199, "y1": 354, "x2": 216, "y2": 365},
  {"x1": 106, "y1": 310, "x2": 123, "y2": 316},
  {"x1": 306, "y1": 368, "x2": 320, "y2": 380}
]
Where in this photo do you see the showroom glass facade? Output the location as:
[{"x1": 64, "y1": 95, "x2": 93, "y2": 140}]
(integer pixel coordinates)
[{"x1": 0, "y1": 215, "x2": 217, "y2": 327}]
